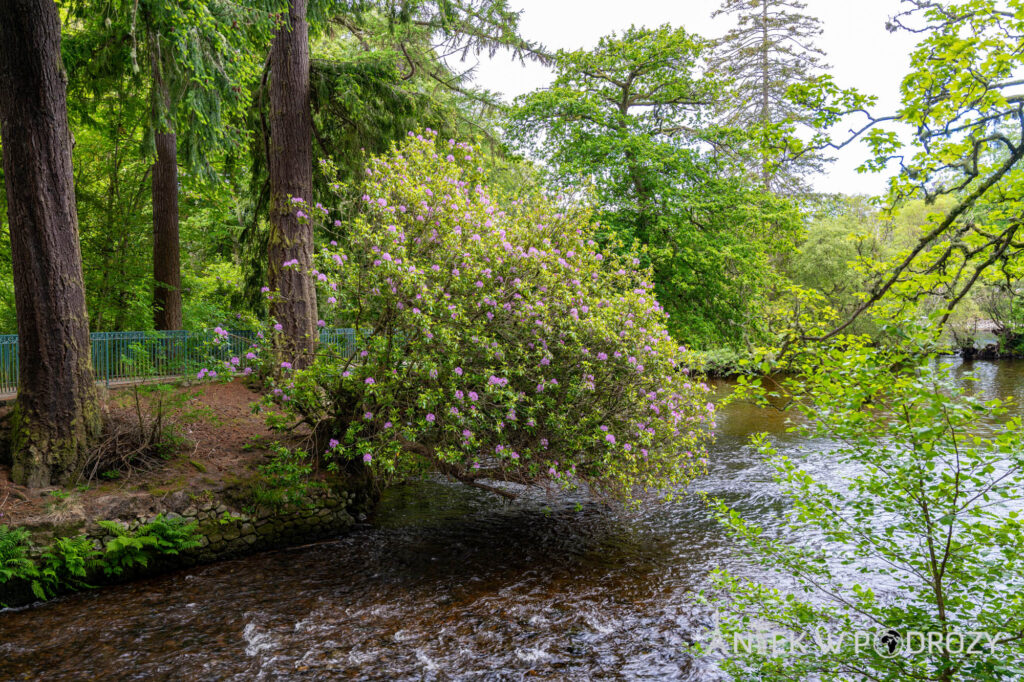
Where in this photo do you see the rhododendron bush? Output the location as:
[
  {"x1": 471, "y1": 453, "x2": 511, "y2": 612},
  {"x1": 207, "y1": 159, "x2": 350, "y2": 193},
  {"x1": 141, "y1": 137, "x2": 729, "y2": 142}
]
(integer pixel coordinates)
[{"x1": 275, "y1": 131, "x2": 713, "y2": 502}]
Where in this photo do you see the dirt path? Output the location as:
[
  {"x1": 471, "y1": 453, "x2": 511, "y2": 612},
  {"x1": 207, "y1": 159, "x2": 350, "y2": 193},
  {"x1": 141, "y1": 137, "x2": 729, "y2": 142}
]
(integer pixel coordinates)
[{"x1": 0, "y1": 378, "x2": 281, "y2": 526}]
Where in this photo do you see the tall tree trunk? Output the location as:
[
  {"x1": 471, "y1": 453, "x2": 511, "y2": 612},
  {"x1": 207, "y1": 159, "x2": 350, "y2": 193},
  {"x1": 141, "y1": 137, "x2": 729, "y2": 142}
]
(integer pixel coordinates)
[
  {"x1": 152, "y1": 131, "x2": 182, "y2": 330},
  {"x1": 759, "y1": 0, "x2": 772, "y2": 190},
  {"x1": 149, "y1": 31, "x2": 182, "y2": 330},
  {"x1": 0, "y1": 0, "x2": 100, "y2": 486},
  {"x1": 268, "y1": 0, "x2": 317, "y2": 368}
]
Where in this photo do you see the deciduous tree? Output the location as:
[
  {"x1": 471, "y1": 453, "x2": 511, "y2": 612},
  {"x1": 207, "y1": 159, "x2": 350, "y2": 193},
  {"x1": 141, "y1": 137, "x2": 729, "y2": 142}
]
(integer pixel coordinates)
[
  {"x1": 801, "y1": 0, "x2": 1024, "y2": 342},
  {"x1": 508, "y1": 25, "x2": 801, "y2": 348}
]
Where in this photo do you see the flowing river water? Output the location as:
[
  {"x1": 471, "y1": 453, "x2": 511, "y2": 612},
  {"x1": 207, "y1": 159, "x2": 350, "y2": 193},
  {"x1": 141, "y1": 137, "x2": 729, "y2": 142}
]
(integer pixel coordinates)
[{"x1": 1, "y1": 358, "x2": 1022, "y2": 681}]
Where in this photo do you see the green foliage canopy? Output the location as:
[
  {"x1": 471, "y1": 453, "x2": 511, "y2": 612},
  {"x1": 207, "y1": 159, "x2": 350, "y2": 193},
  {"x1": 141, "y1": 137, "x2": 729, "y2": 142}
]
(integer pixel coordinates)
[
  {"x1": 705, "y1": 333, "x2": 1024, "y2": 680},
  {"x1": 506, "y1": 24, "x2": 802, "y2": 349}
]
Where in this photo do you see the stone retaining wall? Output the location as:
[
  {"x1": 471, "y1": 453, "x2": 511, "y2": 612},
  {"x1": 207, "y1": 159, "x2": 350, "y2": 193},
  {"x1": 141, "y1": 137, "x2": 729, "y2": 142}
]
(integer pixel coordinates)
[{"x1": 0, "y1": 478, "x2": 376, "y2": 608}]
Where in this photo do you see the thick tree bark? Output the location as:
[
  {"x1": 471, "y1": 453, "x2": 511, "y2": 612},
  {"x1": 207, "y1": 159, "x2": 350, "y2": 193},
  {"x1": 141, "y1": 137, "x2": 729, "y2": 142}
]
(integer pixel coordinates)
[
  {"x1": 0, "y1": 0, "x2": 100, "y2": 486},
  {"x1": 149, "y1": 30, "x2": 183, "y2": 331},
  {"x1": 152, "y1": 131, "x2": 182, "y2": 330},
  {"x1": 268, "y1": 0, "x2": 318, "y2": 368}
]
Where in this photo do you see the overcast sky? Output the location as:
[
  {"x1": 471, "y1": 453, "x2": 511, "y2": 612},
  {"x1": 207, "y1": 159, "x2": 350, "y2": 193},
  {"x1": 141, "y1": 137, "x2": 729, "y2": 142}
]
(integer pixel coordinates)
[{"x1": 467, "y1": 0, "x2": 919, "y2": 196}]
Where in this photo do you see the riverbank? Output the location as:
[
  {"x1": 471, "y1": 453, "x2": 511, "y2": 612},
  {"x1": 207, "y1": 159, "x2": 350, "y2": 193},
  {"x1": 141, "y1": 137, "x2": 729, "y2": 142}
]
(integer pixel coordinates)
[
  {"x1": 1, "y1": 357, "x2": 1020, "y2": 679},
  {"x1": 695, "y1": 329, "x2": 1024, "y2": 379},
  {"x1": 0, "y1": 379, "x2": 376, "y2": 608}
]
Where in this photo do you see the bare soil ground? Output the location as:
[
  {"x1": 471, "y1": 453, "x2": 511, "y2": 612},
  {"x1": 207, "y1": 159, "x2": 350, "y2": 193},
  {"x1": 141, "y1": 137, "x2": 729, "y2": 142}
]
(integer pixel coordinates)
[{"x1": 0, "y1": 379, "x2": 282, "y2": 526}]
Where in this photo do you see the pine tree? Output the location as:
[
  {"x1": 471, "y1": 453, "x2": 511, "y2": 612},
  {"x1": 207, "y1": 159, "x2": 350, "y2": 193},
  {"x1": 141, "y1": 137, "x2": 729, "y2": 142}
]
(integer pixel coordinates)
[
  {"x1": 263, "y1": 0, "x2": 539, "y2": 368},
  {"x1": 712, "y1": 0, "x2": 829, "y2": 194},
  {"x1": 267, "y1": 0, "x2": 319, "y2": 368},
  {"x1": 0, "y1": 0, "x2": 101, "y2": 486},
  {"x1": 63, "y1": 0, "x2": 268, "y2": 330}
]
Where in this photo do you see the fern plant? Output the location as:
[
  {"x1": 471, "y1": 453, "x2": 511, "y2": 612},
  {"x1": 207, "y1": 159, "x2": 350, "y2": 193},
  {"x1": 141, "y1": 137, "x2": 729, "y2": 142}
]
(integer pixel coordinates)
[
  {"x1": 97, "y1": 515, "x2": 200, "y2": 577},
  {"x1": 0, "y1": 515, "x2": 202, "y2": 603},
  {"x1": 0, "y1": 525, "x2": 41, "y2": 601},
  {"x1": 137, "y1": 515, "x2": 201, "y2": 554},
  {"x1": 37, "y1": 535, "x2": 101, "y2": 597}
]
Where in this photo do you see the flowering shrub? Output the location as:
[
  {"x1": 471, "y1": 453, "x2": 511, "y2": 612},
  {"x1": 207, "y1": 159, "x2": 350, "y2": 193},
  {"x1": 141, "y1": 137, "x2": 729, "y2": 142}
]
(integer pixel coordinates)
[
  {"x1": 193, "y1": 324, "x2": 263, "y2": 381},
  {"x1": 273, "y1": 130, "x2": 713, "y2": 502}
]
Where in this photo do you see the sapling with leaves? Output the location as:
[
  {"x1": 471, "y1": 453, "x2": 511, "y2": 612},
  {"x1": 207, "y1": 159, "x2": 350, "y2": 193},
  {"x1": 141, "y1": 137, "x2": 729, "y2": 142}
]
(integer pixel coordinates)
[{"x1": 702, "y1": 334, "x2": 1024, "y2": 680}]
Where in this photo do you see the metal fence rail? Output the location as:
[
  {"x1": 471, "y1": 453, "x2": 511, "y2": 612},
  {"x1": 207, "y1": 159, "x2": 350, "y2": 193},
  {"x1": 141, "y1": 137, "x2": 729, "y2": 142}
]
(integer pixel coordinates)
[
  {"x1": 0, "y1": 334, "x2": 16, "y2": 396},
  {"x1": 0, "y1": 328, "x2": 362, "y2": 396}
]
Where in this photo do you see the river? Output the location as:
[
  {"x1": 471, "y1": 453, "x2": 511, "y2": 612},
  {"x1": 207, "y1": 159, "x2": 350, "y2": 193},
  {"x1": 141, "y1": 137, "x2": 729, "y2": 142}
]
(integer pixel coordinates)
[{"x1": 1, "y1": 358, "x2": 1021, "y2": 681}]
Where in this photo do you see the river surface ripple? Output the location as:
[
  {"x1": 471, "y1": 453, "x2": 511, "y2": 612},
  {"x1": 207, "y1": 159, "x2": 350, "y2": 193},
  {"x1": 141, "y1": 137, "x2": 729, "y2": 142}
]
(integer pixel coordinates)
[{"x1": 2, "y1": 358, "x2": 1021, "y2": 681}]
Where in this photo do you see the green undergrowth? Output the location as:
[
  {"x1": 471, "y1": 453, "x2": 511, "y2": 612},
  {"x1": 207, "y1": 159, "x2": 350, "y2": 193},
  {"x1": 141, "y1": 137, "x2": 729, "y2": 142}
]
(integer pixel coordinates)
[
  {"x1": 0, "y1": 514, "x2": 200, "y2": 605},
  {"x1": 218, "y1": 443, "x2": 332, "y2": 515},
  {"x1": 691, "y1": 347, "x2": 761, "y2": 377}
]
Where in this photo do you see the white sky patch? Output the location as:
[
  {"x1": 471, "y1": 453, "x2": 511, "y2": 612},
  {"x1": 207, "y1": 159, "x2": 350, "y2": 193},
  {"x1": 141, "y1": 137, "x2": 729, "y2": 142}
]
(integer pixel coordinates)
[{"x1": 466, "y1": 0, "x2": 921, "y2": 197}]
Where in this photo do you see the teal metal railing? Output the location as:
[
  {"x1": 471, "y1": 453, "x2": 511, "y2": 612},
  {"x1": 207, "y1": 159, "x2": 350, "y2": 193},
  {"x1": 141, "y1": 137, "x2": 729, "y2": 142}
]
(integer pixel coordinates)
[
  {"x1": 0, "y1": 334, "x2": 16, "y2": 396},
  {"x1": 0, "y1": 328, "x2": 363, "y2": 396},
  {"x1": 318, "y1": 327, "x2": 364, "y2": 356}
]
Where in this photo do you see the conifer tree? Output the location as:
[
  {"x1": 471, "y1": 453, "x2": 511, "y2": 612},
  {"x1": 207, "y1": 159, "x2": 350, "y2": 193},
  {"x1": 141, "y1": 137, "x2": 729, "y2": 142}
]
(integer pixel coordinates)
[
  {"x1": 712, "y1": 0, "x2": 829, "y2": 193},
  {"x1": 267, "y1": 0, "x2": 318, "y2": 367},
  {"x1": 63, "y1": 0, "x2": 268, "y2": 330},
  {"x1": 0, "y1": 0, "x2": 101, "y2": 486},
  {"x1": 263, "y1": 0, "x2": 539, "y2": 367}
]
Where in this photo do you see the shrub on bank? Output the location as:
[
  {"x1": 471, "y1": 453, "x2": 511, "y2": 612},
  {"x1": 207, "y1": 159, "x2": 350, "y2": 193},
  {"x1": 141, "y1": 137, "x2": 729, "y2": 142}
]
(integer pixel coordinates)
[{"x1": 259, "y1": 131, "x2": 713, "y2": 503}]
